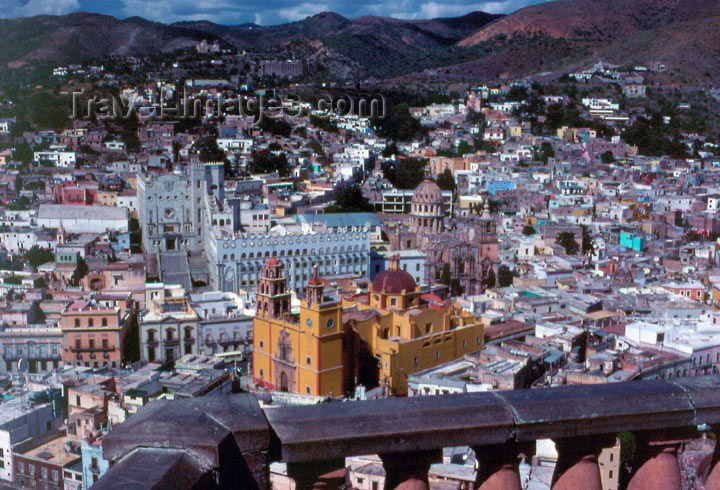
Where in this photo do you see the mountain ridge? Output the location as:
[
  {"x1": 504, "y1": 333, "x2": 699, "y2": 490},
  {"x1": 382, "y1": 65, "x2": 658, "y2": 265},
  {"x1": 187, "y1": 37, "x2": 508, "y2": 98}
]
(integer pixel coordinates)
[{"x1": 1, "y1": 1, "x2": 719, "y2": 83}]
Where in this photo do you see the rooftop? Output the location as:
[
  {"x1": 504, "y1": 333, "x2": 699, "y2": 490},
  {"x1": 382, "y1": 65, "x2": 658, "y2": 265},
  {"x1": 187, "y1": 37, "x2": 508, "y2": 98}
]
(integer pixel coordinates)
[
  {"x1": 37, "y1": 204, "x2": 128, "y2": 221},
  {"x1": 22, "y1": 435, "x2": 81, "y2": 467}
]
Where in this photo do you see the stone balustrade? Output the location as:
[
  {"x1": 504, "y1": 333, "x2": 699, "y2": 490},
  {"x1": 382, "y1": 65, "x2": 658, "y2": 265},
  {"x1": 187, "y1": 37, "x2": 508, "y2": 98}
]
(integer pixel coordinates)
[{"x1": 93, "y1": 376, "x2": 720, "y2": 489}]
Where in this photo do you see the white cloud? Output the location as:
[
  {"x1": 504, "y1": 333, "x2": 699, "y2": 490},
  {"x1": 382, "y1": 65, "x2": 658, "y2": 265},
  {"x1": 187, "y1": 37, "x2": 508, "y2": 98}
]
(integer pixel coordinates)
[
  {"x1": 277, "y1": 2, "x2": 329, "y2": 22},
  {"x1": 1, "y1": 0, "x2": 550, "y2": 24},
  {"x1": 120, "y1": 0, "x2": 253, "y2": 24},
  {"x1": 5, "y1": 0, "x2": 80, "y2": 17},
  {"x1": 116, "y1": 0, "x2": 545, "y2": 26},
  {"x1": 416, "y1": 0, "x2": 541, "y2": 19}
]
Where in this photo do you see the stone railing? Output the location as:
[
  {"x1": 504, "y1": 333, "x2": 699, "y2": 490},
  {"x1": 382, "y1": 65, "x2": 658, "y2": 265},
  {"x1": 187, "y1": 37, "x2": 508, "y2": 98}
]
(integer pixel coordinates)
[{"x1": 93, "y1": 376, "x2": 720, "y2": 489}]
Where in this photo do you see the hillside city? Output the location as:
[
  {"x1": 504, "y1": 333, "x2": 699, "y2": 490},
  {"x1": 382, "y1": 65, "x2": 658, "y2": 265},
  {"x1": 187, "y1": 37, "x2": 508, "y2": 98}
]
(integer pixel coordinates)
[{"x1": 0, "y1": 12, "x2": 719, "y2": 489}]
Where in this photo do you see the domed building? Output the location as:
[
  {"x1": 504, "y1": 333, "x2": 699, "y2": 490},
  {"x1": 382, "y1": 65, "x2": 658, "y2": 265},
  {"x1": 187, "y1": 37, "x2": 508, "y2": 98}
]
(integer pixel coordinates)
[
  {"x1": 253, "y1": 255, "x2": 485, "y2": 397},
  {"x1": 410, "y1": 178, "x2": 444, "y2": 234},
  {"x1": 369, "y1": 256, "x2": 420, "y2": 310}
]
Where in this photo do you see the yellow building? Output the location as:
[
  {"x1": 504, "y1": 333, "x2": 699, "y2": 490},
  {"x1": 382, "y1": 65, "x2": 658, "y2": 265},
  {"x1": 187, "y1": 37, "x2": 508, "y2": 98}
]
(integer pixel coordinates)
[
  {"x1": 509, "y1": 124, "x2": 523, "y2": 138},
  {"x1": 252, "y1": 257, "x2": 485, "y2": 397},
  {"x1": 97, "y1": 190, "x2": 119, "y2": 207},
  {"x1": 252, "y1": 258, "x2": 344, "y2": 396},
  {"x1": 343, "y1": 258, "x2": 485, "y2": 395}
]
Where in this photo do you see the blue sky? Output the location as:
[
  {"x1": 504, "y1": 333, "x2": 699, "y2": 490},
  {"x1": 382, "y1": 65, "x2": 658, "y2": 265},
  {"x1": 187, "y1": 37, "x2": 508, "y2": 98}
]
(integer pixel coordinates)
[{"x1": 1, "y1": 0, "x2": 550, "y2": 25}]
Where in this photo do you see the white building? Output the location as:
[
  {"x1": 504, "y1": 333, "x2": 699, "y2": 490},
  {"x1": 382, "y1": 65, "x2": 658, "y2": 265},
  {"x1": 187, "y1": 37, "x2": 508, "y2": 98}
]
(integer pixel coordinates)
[
  {"x1": 370, "y1": 249, "x2": 427, "y2": 286},
  {"x1": 36, "y1": 205, "x2": 128, "y2": 233},
  {"x1": 0, "y1": 229, "x2": 50, "y2": 254},
  {"x1": 0, "y1": 398, "x2": 62, "y2": 483},
  {"x1": 217, "y1": 138, "x2": 253, "y2": 153},
  {"x1": 33, "y1": 151, "x2": 76, "y2": 168}
]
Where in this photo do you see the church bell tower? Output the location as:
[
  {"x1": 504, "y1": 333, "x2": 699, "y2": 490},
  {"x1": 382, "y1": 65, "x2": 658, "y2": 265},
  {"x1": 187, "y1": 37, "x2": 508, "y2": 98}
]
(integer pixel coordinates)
[{"x1": 256, "y1": 257, "x2": 291, "y2": 320}]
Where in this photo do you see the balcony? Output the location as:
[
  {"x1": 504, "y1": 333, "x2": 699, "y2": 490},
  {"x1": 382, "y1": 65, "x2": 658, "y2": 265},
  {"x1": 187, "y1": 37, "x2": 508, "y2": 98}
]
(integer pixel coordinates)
[
  {"x1": 94, "y1": 376, "x2": 720, "y2": 490},
  {"x1": 69, "y1": 346, "x2": 116, "y2": 353}
]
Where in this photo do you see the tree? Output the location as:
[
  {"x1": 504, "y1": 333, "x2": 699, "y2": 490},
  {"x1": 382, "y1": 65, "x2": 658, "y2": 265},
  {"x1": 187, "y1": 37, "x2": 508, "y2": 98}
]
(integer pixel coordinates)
[
  {"x1": 438, "y1": 263, "x2": 451, "y2": 286},
  {"x1": 309, "y1": 115, "x2": 338, "y2": 133},
  {"x1": 294, "y1": 126, "x2": 307, "y2": 138},
  {"x1": 466, "y1": 109, "x2": 485, "y2": 126},
  {"x1": 436, "y1": 168, "x2": 456, "y2": 192},
  {"x1": 71, "y1": 256, "x2": 88, "y2": 286},
  {"x1": 382, "y1": 143, "x2": 398, "y2": 158},
  {"x1": 249, "y1": 150, "x2": 290, "y2": 177},
  {"x1": 122, "y1": 314, "x2": 141, "y2": 364},
  {"x1": 581, "y1": 225, "x2": 593, "y2": 254},
  {"x1": 623, "y1": 117, "x2": 687, "y2": 158},
  {"x1": 258, "y1": 117, "x2": 292, "y2": 137},
  {"x1": 522, "y1": 224, "x2": 536, "y2": 235},
  {"x1": 506, "y1": 86, "x2": 528, "y2": 102},
  {"x1": 129, "y1": 217, "x2": 142, "y2": 254},
  {"x1": 674, "y1": 210, "x2": 685, "y2": 228},
  {"x1": 8, "y1": 195, "x2": 31, "y2": 211},
  {"x1": 196, "y1": 136, "x2": 225, "y2": 163},
  {"x1": 25, "y1": 246, "x2": 54, "y2": 268},
  {"x1": 487, "y1": 199, "x2": 503, "y2": 214},
  {"x1": 12, "y1": 143, "x2": 33, "y2": 165},
  {"x1": 557, "y1": 232, "x2": 580, "y2": 255},
  {"x1": 372, "y1": 103, "x2": 426, "y2": 142},
  {"x1": 498, "y1": 265, "x2": 513, "y2": 287},
  {"x1": 618, "y1": 432, "x2": 636, "y2": 465},
  {"x1": 382, "y1": 157, "x2": 427, "y2": 189},
  {"x1": 483, "y1": 268, "x2": 496, "y2": 290},
  {"x1": 306, "y1": 139, "x2": 324, "y2": 156},
  {"x1": 600, "y1": 151, "x2": 615, "y2": 163},
  {"x1": 118, "y1": 111, "x2": 141, "y2": 152},
  {"x1": 535, "y1": 142, "x2": 555, "y2": 164},
  {"x1": 326, "y1": 185, "x2": 373, "y2": 213}
]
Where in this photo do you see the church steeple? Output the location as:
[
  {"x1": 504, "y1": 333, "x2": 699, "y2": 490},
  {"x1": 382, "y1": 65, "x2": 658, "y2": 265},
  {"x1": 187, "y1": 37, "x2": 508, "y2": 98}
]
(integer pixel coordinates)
[
  {"x1": 256, "y1": 257, "x2": 291, "y2": 320},
  {"x1": 57, "y1": 224, "x2": 66, "y2": 246},
  {"x1": 305, "y1": 265, "x2": 324, "y2": 309}
]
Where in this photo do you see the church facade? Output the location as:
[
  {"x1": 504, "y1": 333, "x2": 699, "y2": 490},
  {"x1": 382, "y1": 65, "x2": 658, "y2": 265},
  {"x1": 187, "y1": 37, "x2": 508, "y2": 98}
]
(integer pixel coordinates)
[
  {"x1": 387, "y1": 178, "x2": 499, "y2": 296},
  {"x1": 252, "y1": 257, "x2": 345, "y2": 396},
  {"x1": 252, "y1": 256, "x2": 485, "y2": 396}
]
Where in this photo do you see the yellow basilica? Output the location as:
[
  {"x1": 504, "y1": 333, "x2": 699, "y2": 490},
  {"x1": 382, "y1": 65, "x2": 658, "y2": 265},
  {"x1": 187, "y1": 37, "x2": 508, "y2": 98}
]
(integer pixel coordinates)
[{"x1": 252, "y1": 256, "x2": 485, "y2": 396}]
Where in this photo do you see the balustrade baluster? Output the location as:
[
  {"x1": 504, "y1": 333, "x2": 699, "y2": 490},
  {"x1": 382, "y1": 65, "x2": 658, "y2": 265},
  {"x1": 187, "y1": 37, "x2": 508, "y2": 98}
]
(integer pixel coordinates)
[
  {"x1": 379, "y1": 449, "x2": 441, "y2": 490},
  {"x1": 628, "y1": 431, "x2": 684, "y2": 490},
  {"x1": 551, "y1": 435, "x2": 615, "y2": 490},
  {"x1": 286, "y1": 459, "x2": 345, "y2": 490},
  {"x1": 473, "y1": 441, "x2": 531, "y2": 490}
]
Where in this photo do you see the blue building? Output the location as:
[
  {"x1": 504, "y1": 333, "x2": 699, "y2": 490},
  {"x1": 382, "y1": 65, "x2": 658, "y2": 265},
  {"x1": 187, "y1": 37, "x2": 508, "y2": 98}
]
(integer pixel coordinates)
[
  {"x1": 619, "y1": 232, "x2": 644, "y2": 252},
  {"x1": 485, "y1": 179, "x2": 516, "y2": 195},
  {"x1": 81, "y1": 440, "x2": 109, "y2": 488}
]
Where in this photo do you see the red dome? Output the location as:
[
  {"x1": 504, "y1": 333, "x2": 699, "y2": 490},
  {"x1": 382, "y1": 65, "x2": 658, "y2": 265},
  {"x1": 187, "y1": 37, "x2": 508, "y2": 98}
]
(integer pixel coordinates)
[
  {"x1": 266, "y1": 257, "x2": 279, "y2": 266},
  {"x1": 372, "y1": 269, "x2": 417, "y2": 294}
]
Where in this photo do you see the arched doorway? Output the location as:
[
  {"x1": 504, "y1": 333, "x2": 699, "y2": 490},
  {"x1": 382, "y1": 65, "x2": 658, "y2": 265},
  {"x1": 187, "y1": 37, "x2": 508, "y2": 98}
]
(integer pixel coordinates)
[{"x1": 280, "y1": 371, "x2": 289, "y2": 392}]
